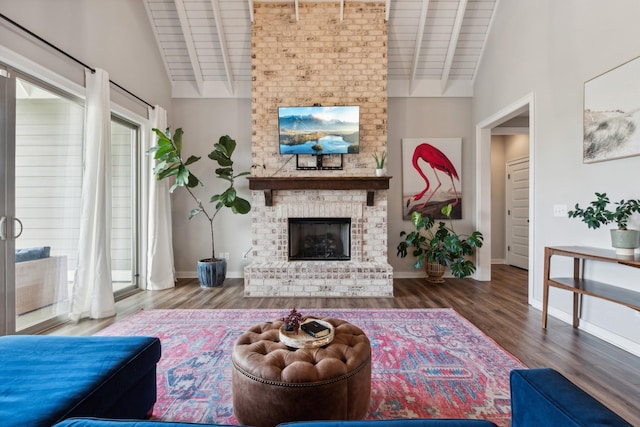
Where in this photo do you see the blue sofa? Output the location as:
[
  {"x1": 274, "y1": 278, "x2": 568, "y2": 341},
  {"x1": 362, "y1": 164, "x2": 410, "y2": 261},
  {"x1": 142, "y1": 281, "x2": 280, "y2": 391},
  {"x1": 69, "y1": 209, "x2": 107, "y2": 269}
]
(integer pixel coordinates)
[
  {"x1": 50, "y1": 368, "x2": 631, "y2": 427},
  {"x1": 0, "y1": 333, "x2": 629, "y2": 427},
  {"x1": 0, "y1": 335, "x2": 161, "y2": 427},
  {"x1": 510, "y1": 368, "x2": 631, "y2": 426}
]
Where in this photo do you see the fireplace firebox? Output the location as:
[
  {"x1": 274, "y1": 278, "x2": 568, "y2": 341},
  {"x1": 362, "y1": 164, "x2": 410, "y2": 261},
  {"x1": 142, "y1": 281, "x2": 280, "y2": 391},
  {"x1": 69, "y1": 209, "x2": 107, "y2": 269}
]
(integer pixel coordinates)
[{"x1": 288, "y1": 218, "x2": 351, "y2": 261}]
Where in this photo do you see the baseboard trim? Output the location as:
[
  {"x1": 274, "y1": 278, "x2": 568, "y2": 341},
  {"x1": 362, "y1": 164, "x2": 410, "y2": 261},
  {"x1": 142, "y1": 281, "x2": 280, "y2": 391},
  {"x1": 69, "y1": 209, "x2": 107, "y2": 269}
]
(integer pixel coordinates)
[
  {"x1": 530, "y1": 300, "x2": 640, "y2": 358},
  {"x1": 176, "y1": 270, "x2": 244, "y2": 279}
]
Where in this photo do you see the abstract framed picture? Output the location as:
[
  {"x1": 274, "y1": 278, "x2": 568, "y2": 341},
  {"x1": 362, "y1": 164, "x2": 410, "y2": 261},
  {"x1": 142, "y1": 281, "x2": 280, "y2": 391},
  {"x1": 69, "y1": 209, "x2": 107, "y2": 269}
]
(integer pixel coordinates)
[
  {"x1": 402, "y1": 138, "x2": 462, "y2": 220},
  {"x1": 584, "y1": 55, "x2": 640, "y2": 163}
]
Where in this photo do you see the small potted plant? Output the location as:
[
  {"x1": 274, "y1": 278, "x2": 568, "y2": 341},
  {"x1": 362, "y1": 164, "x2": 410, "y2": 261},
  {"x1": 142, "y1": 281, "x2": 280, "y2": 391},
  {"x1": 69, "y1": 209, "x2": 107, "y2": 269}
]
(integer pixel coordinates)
[
  {"x1": 281, "y1": 308, "x2": 304, "y2": 333},
  {"x1": 373, "y1": 151, "x2": 386, "y2": 177},
  {"x1": 149, "y1": 128, "x2": 251, "y2": 287},
  {"x1": 567, "y1": 192, "x2": 640, "y2": 256},
  {"x1": 397, "y1": 204, "x2": 484, "y2": 282}
]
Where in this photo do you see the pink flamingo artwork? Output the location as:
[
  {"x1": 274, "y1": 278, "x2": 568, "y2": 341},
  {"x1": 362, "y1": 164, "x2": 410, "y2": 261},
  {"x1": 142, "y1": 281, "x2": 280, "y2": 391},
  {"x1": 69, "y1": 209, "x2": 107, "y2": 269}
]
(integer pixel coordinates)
[{"x1": 406, "y1": 143, "x2": 460, "y2": 211}]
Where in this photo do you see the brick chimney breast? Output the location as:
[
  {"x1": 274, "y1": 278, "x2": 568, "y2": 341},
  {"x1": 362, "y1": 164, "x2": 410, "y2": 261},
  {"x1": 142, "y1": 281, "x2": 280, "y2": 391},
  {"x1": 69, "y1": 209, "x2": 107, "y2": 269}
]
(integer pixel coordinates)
[{"x1": 245, "y1": 1, "x2": 392, "y2": 297}]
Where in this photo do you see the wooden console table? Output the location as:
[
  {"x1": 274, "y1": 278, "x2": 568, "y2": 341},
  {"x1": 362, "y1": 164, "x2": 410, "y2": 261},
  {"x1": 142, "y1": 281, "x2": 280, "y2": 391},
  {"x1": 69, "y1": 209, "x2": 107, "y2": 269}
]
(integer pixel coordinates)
[
  {"x1": 248, "y1": 176, "x2": 391, "y2": 207},
  {"x1": 542, "y1": 246, "x2": 640, "y2": 329}
]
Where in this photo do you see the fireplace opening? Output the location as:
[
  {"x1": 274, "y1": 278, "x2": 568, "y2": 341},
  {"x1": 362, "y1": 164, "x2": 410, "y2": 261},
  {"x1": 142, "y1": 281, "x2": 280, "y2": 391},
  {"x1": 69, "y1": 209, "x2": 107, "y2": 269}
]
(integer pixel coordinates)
[{"x1": 288, "y1": 217, "x2": 351, "y2": 261}]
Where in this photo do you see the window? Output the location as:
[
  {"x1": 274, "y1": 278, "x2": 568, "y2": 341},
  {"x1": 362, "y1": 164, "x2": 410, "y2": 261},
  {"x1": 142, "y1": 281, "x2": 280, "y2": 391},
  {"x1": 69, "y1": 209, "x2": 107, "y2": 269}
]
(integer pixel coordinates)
[{"x1": 110, "y1": 117, "x2": 140, "y2": 294}]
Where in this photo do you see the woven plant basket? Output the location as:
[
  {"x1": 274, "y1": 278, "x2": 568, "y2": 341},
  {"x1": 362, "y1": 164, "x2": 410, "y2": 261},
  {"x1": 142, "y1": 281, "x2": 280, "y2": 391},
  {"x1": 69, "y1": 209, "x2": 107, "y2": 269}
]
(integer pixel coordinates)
[{"x1": 425, "y1": 261, "x2": 446, "y2": 283}]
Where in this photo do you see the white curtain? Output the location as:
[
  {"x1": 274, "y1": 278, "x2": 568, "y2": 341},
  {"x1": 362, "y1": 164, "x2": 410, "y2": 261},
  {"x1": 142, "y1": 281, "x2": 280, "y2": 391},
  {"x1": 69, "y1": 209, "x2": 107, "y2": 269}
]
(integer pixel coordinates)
[
  {"x1": 146, "y1": 106, "x2": 175, "y2": 290},
  {"x1": 68, "y1": 68, "x2": 115, "y2": 321}
]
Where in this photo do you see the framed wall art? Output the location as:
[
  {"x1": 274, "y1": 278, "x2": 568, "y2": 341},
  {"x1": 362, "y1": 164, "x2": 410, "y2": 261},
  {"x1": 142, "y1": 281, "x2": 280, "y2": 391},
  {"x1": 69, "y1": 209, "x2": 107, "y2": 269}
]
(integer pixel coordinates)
[
  {"x1": 402, "y1": 138, "x2": 462, "y2": 220},
  {"x1": 584, "y1": 55, "x2": 640, "y2": 163}
]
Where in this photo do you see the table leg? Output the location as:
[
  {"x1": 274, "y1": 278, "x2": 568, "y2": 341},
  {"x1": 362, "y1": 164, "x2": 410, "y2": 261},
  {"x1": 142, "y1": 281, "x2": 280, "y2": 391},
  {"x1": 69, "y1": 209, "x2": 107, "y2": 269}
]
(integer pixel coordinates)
[
  {"x1": 542, "y1": 247, "x2": 551, "y2": 328},
  {"x1": 572, "y1": 293, "x2": 580, "y2": 328},
  {"x1": 573, "y1": 257, "x2": 580, "y2": 328}
]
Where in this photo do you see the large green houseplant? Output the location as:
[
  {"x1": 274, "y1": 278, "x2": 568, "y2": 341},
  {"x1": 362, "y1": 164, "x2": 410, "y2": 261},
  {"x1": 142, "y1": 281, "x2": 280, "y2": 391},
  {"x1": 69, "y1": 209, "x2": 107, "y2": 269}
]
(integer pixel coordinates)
[
  {"x1": 567, "y1": 192, "x2": 640, "y2": 256},
  {"x1": 397, "y1": 204, "x2": 484, "y2": 282},
  {"x1": 149, "y1": 128, "x2": 251, "y2": 287}
]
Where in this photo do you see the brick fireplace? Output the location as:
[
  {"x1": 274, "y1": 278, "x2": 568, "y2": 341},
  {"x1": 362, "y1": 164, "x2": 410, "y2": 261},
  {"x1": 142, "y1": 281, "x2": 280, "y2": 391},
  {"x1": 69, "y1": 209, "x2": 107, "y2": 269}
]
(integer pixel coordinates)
[
  {"x1": 243, "y1": 1, "x2": 392, "y2": 297},
  {"x1": 244, "y1": 178, "x2": 393, "y2": 297}
]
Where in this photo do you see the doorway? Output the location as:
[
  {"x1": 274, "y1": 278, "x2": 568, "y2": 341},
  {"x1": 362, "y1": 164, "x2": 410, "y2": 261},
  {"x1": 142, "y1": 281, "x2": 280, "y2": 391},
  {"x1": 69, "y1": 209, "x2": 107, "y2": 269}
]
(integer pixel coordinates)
[{"x1": 475, "y1": 93, "x2": 534, "y2": 302}]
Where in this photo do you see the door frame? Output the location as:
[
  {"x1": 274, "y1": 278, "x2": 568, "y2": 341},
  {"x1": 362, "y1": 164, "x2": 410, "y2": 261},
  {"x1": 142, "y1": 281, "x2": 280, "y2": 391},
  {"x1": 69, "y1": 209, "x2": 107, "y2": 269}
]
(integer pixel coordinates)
[
  {"x1": 0, "y1": 66, "x2": 17, "y2": 334},
  {"x1": 475, "y1": 93, "x2": 535, "y2": 303}
]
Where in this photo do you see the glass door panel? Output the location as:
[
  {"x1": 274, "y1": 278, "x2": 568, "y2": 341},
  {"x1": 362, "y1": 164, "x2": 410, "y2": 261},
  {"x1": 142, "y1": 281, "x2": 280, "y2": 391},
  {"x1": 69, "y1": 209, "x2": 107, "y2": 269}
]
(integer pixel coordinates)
[
  {"x1": 110, "y1": 118, "x2": 138, "y2": 294},
  {"x1": 14, "y1": 77, "x2": 83, "y2": 332},
  {"x1": 1, "y1": 66, "x2": 13, "y2": 335}
]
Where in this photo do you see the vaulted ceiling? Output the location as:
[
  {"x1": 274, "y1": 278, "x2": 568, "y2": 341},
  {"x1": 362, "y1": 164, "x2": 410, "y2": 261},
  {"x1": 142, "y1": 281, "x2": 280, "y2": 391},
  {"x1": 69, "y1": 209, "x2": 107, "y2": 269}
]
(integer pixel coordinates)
[{"x1": 143, "y1": 0, "x2": 498, "y2": 98}]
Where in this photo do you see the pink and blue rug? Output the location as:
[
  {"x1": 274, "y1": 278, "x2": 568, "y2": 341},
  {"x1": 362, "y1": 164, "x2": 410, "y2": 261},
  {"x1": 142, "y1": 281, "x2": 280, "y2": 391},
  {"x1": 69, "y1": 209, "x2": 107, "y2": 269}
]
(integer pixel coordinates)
[{"x1": 96, "y1": 308, "x2": 524, "y2": 427}]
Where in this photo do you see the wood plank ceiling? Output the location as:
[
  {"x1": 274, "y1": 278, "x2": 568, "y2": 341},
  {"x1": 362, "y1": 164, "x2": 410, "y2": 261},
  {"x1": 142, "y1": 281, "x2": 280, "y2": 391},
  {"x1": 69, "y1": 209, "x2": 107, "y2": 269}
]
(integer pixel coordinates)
[{"x1": 143, "y1": 0, "x2": 498, "y2": 98}]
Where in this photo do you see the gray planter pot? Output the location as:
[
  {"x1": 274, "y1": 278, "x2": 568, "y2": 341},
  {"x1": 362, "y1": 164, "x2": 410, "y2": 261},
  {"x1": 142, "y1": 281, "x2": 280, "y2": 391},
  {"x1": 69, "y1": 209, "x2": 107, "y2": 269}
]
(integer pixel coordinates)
[
  {"x1": 610, "y1": 229, "x2": 640, "y2": 257},
  {"x1": 197, "y1": 258, "x2": 227, "y2": 288}
]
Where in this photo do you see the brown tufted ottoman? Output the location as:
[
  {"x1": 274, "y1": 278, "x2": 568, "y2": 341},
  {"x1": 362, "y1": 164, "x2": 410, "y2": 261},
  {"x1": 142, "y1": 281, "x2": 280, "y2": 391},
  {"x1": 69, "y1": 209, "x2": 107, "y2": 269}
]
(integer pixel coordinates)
[{"x1": 232, "y1": 317, "x2": 371, "y2": 427}]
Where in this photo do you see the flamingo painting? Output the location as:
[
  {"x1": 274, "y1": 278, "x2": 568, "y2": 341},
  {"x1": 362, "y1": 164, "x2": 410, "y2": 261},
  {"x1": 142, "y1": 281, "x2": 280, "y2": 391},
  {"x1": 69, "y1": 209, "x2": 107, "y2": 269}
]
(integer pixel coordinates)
[{"x1": 402, "y1": 139, "x2": 462, "y2": 219}]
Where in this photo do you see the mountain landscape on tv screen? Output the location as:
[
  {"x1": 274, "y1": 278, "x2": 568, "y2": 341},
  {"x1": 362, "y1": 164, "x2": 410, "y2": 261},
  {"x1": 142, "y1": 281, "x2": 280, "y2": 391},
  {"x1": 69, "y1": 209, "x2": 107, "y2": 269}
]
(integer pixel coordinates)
[
  {"x1": 279, "y1": 114, "x2": 357, "y2": 133},
  {"x1": 279, "y1": 112, "x2": 359, "y2": 155}
]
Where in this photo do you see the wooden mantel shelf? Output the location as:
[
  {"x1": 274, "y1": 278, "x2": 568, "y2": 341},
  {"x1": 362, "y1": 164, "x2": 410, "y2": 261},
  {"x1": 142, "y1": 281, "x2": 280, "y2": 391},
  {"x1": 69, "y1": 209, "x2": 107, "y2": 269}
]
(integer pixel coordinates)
[{"x1": 248, "y1": 176, "x2": 391, "y2": 206}]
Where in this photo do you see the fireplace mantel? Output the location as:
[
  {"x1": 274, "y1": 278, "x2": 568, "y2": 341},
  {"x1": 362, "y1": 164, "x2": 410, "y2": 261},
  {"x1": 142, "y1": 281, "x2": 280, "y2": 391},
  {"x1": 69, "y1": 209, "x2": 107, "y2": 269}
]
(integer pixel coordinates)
[{"x1": 248, "y1": 176, "x2": 391, "y2": 206}]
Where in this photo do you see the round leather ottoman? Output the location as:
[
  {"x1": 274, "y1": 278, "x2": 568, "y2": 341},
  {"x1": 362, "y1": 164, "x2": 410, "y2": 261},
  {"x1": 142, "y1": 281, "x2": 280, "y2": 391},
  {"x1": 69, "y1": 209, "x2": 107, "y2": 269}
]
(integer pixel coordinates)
[{"x1": 232, "y1": 317, "x2": 371, "y2": 427}]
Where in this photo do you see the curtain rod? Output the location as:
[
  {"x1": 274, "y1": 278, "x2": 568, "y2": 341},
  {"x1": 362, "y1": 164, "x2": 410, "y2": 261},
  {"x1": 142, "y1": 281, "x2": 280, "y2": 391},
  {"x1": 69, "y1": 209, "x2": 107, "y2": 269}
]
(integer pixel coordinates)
[{"x1": 0, "y1": 13, "x2": 155, "y2": 110}]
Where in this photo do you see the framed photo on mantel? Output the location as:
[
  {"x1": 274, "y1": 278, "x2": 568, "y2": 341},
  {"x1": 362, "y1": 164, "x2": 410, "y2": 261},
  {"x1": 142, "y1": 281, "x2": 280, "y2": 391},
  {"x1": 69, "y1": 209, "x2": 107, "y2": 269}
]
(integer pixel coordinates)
[{"x1": 583, "y1": 55, "x2": 640, "y2": 163}]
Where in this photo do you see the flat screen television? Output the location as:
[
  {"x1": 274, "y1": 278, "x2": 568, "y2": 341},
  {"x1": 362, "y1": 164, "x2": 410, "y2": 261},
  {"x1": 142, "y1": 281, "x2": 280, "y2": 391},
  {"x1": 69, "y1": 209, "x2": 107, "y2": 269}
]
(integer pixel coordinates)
[{"x1": 278, "y1": 106, "x2": 360, "y2": 155}]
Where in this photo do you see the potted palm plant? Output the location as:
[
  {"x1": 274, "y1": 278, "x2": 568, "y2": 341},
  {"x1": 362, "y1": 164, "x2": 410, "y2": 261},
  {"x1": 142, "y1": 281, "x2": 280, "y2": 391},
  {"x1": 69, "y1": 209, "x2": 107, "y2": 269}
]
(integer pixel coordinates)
[
  {"x1": 397, "y1": 204, "x2": 484, "y2": 282},
  {"x1": 149, "y1": 128, "x2": 251, "y2": 287},
  {"x1": 567, "y1": 192, "x2": 640, "y2": 256}
]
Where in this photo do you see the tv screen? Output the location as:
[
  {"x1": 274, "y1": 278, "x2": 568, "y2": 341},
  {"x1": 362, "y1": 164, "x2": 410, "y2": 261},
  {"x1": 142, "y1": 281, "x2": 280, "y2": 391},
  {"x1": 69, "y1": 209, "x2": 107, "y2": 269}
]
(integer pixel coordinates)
[{"x1": 278, "y1": 106, "x2": 360, "y2": 155}]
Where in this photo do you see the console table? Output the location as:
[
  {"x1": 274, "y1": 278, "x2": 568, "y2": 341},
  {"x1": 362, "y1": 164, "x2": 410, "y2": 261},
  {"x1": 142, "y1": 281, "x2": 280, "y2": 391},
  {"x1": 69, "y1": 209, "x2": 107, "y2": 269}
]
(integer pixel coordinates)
[{"x1": 542, "y1": 246, "x2": 640, "y2": 329}]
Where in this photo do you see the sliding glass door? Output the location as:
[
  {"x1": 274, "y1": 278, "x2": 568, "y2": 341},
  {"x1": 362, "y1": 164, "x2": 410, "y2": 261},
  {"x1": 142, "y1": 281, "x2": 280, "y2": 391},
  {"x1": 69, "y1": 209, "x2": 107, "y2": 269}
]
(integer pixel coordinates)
[
  {"x1": 1, "y1": 66, "x2": 142, "y2": 334},
  {"x1": 13, "y1": 74, "x2": 84, "y2": 332}
]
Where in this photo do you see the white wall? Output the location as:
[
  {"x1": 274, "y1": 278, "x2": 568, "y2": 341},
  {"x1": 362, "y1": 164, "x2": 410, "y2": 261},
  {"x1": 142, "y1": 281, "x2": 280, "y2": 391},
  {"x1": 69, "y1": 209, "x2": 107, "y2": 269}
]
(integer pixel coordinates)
[
  {"x1": 0, "y1": 0, "x2": 172, "y2": 113},
  {"x1": 474, "y1": 0, "x2": 640, "y2": 353},
  {"x1": 388, "y1": 97, "x2": 474, "y2": 276},
  {"x1": 170, "y1": 99, "x2": 253, "y2": 277},
  {"x1": 490, "y1": 136, "x2": 507, "y2": 261}
]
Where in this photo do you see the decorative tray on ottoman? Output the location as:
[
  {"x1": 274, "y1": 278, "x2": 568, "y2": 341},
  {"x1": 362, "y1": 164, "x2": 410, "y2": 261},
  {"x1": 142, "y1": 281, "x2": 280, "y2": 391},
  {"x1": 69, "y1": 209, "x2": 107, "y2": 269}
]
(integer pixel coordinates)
[{"x1": 279, "y1": 318, "x2": 334, "y2": 348}]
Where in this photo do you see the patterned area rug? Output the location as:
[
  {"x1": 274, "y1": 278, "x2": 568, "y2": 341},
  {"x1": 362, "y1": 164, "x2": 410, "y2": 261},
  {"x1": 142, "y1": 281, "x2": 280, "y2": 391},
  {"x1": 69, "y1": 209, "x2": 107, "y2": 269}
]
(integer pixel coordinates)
[{"x1": 96, "y1": 308, "x2": 524, "y2": 427}]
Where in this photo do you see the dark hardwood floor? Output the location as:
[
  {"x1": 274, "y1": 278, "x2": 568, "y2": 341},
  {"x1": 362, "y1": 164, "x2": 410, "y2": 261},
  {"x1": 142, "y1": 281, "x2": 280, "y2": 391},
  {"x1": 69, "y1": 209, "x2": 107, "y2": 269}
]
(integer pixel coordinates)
[{"x1": 46, "y1": 265, "x2": 640, "y2": 424}]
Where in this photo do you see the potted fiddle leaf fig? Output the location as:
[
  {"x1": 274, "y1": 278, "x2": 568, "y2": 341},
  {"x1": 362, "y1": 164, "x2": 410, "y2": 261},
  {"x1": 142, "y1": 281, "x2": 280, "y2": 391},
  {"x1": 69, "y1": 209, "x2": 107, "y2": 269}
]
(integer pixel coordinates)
[
  {"x1": 149, "y1": 128, "x2": 251, "y2": 287},
  {"x1": 397, "y1": 204, "x2": 484, "y2": 283},
  {"x1": 567, "y1": 192, "x2": 640, "y2": 256}
]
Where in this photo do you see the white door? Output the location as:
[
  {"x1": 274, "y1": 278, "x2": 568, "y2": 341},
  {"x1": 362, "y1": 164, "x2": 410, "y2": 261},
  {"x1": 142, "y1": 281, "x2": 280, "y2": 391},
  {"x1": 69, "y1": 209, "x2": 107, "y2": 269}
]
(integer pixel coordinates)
[{"x1": 506, "y1": 158, "x2": 529, "y2": 270}]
